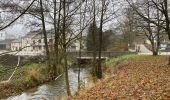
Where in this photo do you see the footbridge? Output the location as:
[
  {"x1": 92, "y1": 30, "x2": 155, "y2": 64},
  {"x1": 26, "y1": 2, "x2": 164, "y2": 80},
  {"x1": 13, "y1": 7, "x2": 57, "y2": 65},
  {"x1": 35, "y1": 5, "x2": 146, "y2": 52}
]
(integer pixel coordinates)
[{"x1": 68, "y1": 51, "x2": 135, "y2": 59}]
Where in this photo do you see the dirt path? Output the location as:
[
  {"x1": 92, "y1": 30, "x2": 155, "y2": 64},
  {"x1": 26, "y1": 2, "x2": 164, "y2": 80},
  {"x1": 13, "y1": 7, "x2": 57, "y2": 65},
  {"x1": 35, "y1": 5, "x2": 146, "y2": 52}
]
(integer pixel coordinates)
[{"x1": 72, "y1": 56, "x2": 170, "y2": 100}]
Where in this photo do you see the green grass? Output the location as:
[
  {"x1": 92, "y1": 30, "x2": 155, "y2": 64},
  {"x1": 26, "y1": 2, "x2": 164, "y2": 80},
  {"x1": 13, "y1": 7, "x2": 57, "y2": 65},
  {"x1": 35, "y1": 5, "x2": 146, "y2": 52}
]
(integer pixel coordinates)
[
  {"x1": 103, "y1": 54, "x2": 141, "y2": 77},
  {"x1": 106, "y1": 54, "x2": 140, "y2": 67},
  {"x1": 0, "y1": 65, "x2": 15, "y2": 81},
  {"x1": 11, "y1": 63, "x2": 49, "y2": 88},
  {"x1": 0, "y1": 63, "x2": 52, "y2": 99}
]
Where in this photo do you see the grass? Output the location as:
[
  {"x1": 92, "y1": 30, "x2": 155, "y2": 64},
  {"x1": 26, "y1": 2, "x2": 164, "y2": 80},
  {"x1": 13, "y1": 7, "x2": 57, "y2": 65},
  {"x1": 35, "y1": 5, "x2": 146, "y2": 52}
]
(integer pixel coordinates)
[
  {"x1": 13, "y1": 64, "x2": 49, "y2": 88},
  {"x1": 103, "y1": 54, "x2": 140, "y2": 78},
  {"x1": 105, "y1": 54, "x2": 139, "y2": 67},
  {"x1": 0, "y1": 65, "x2": 14, "y2": 81},
  {"x1": 0, "y1": 63, "x2": 53, "y2": 99}
]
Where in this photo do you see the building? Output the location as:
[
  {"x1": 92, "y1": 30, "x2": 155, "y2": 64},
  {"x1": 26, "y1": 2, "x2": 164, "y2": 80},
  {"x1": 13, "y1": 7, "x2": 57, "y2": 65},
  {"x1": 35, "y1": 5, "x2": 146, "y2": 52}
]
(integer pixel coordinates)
[
  {"x1": 68, "y1": 40, "x2": 80, "y2": 52},
  {"x1": 15, "y1": 30, "x2": 54, "y2": 55},
  {"x1": 11, "y1": 39, "x2": 22, "y2": 51},
  {"x1": 11, "y1": 30, "x2": 86, "y2": 56},
  {"x1": 0, "y1": 39, "x2": 14, "y2": 50},
  {"x1": 0, "y1": 32, "x2": 6, "y2": 41},
  {"x1": 0, "y1": 32, "x2": 18, "y2": 50},
  {"x1": 67, "y1": 36, "x2": 86, "y2": 52}
]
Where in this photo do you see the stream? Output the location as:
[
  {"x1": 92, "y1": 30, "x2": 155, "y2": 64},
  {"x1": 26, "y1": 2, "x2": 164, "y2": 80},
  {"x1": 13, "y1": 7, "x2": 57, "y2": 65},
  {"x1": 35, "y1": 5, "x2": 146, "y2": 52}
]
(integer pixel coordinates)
[{"x1": 5, "y1": 67, "x2": 92, "y2": 100}]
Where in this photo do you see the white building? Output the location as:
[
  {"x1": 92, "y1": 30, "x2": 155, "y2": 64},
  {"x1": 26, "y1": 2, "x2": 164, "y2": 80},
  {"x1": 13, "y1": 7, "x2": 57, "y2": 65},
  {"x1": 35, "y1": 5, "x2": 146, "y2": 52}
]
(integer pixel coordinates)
[
  {"x1": 68, "y1": 40, "x2": 80, "y2": 52},
  {"x1": 0, "y1": 32, "x2": 17, "y2": 50},
  {"x1": 11, "y1": 30, "x2": 85, "y2": 56},
  {"x1": 0, "y1": 39, "x2": 14, "y2": 50},
  {"x1": 11, "y1": 39, "x2": 22, "y2": 51},
  {"x1": 0, "y1": 32, "x2": 6, "y2": 41},
  {"x1": 19, "y1": 30, "x2": 54, "y2": 55}
]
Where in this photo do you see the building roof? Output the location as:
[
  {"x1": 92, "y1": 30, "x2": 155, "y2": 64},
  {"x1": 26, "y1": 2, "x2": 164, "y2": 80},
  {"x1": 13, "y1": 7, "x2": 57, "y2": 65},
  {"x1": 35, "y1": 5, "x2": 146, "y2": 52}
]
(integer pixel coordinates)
[
  {"x1": 23, "y1": 30, "x2": 40, "y2": 38},
  {"x1": 23, "y1": 29, "x2": 54, "y2": 39},
  {"x1": 11, "y1": 39, "x2": 22, "y2": 43},
  {"x1": 32, "y1": 33, "x2": 54, "y2": 39}
]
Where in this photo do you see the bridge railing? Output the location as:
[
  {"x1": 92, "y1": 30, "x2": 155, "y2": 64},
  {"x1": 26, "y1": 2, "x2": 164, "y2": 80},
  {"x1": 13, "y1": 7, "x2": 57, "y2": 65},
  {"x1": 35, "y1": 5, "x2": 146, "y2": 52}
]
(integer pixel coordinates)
[{"x1": 67, "y1": 51, "x2": 136, "y2": 58}]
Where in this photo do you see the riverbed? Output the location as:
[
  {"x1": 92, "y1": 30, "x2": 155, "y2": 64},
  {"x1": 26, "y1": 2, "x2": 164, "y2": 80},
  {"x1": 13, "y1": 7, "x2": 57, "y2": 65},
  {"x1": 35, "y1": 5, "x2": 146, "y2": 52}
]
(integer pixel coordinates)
[{"x1": 5, "y1": 67, "x2": 91, "y2": 100}]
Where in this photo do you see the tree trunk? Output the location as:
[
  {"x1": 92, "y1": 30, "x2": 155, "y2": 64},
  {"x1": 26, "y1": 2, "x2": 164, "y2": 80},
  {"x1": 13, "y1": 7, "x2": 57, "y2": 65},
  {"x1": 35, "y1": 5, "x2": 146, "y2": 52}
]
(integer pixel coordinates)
[
  {"x1": 78, "y1": 0, "x2": 87, "y2": 89},
  {"x1": 78, "y1": 34, "x2": 82, "y2": 90},
  {"x1": 97, "y1": 0, "x2": 105, "y2": 79},
  {"x1": 150, "y1": 38, "x2": 157, "y2": 56},
  {"x1": 167, "y1": 31, "x2": 170, "y2": 65},
  {"x1": 156, "y1": 7, "x2": 160, "y2": 56},
  {"x1": 63, "y1": 45, "x2": 71, "y2": 96},
  {"x1": 156, "y1": 38, "x2": 160, "y2": 55},
  {"x1": 53, "y1": 0, "x2": 62, "y2": 75},
  {"x1": 92, "y1": 0, "x2": 97, "y2": 76},
  {"x1": 53, "y1": 0, "x2": 57, "y2": 76},
  {"x1": 63, "y1": 0, "x2": 71, "y2": 96},
  {"x1": 40, "y1": 0, "x2": 50, "y2": 66},
  {"x1": 78, "y1": 9, "x2": 82, "y2": 91},
  {"x1": 163, "y1": 0, "x2": 170, "y2": 65}
]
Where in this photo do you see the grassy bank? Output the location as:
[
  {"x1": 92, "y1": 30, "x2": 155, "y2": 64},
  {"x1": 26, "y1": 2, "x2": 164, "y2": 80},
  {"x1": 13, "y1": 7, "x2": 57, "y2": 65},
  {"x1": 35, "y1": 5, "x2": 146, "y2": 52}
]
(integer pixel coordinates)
[
  {"x1": 0, "y1": 63, "x2": 60, "y2": 99},
  {"x1": 70, "y1": 54, "x2": 139, "y2": 97},
  {"x1": 71, "y1": 55, "x2": 170, "y2": 99},
  {"x1": 103, "y1": 54, "x2": 139, "y2": 77}
]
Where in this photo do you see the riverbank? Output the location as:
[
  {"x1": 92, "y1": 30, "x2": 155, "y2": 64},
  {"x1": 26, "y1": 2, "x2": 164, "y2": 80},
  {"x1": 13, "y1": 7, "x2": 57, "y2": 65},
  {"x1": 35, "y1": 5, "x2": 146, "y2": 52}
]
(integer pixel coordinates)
[
  {"x1": 0, "y1": 54, "x2": 66, "y2": 99},
  {"x1": 4, "y1": 67, "x2": 91, "y2": 100},
  {"x1": 0, "y1": 63, "x2": 58, "y2": 99},
  {"x1": 71, "y1": 55, "x2": 170, "y2": 99}
]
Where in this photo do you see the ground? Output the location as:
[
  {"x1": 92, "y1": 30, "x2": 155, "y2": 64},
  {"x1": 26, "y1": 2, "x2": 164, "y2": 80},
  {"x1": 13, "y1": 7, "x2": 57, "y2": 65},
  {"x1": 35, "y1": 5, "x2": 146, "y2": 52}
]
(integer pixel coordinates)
[{"x1": 71, "y1": 56, "x2": 170, "y2": 100}]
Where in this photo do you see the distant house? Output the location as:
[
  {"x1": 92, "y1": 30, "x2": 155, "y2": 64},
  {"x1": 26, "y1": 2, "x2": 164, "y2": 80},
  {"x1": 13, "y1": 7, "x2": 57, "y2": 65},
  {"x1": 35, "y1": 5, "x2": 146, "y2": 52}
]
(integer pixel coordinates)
[
  {"x1": 11, "y1": 39, "x2": 22, "y2": 51},
  {"x1": 0, "y1": 39, "x2": 14, "y2": 50},
  {"x1": 0, "y1": 32, "x2": 6, "y2": 41},
  {"x1": 10, "y1": 30, "x2": 54, "y2": 55},
  {"x1": 0, "y1": 32, "x2": 18, "y2": 50},
  {"x1": 68, "y1": 41, "x2": 79, "y2": 52},
  {"x1": 10, "y1": 30, "x2": 86, "y2": 56},
  {"x1": 67, "y1": 36, "x2": 86, "y2": 52}
]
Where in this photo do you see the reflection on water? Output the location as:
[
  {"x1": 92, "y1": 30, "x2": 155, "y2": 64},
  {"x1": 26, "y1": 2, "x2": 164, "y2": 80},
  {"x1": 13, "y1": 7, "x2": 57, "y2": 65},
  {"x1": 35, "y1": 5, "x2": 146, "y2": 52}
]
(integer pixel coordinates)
[{"x1": 5, "y1": 68, "x2": 91, "y2": 100}]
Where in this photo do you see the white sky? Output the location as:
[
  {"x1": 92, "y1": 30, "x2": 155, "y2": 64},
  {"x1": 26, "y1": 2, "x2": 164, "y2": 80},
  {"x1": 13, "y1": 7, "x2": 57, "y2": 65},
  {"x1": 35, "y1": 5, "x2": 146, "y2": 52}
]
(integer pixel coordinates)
[
  {"x1": 5, "y1": 24, "x2": 30, "y2": 37},
  {"x1": 1, "y1": 0, "x2": 126, "y2": 38}
]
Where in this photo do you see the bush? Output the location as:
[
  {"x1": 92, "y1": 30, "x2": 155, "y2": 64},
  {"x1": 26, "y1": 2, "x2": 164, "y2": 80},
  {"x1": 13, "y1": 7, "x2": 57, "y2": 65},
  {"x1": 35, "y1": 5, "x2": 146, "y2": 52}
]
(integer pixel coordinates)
[{"x1": 9, "y1": 63, "x2": 49, "y2": 89}]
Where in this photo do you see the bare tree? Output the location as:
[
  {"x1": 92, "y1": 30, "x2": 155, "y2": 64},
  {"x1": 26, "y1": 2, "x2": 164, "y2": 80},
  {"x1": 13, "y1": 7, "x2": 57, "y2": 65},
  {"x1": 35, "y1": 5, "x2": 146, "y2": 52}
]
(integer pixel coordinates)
[
  {"x1": 62, "y1": 0, "x2": 71, "y2": 96},
  {"x1": 0, "y1": 0, "x2": 36, "y2": 31},
  {"x1": 126, "y1": 0, "x2": 170, "y2": 63},
  {"x1": 39, "y1": 0, "x2": 50, "y2": 66},
  {"x1": 92, "y1": 0, "x2": 97, "y2": 77},
  {"x1": 97, "y1": 0, "x2": 107, "y2": 79},
  {"x1": 77, "y1": 0, "x2": 89, "y2": 90}
]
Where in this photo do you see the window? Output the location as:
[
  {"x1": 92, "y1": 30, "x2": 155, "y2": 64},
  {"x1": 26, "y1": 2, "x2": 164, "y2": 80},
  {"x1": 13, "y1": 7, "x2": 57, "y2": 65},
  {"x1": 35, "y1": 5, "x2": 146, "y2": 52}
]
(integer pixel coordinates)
[
  {"x1": 33, "y1": 47, "x2": 35, "y2": 50},
  {"x1": 39, "y1": 46, "x2": 41, "y2": 50},
  {"x1": 33, "y1": 40, "x2": 35, "y2": 44},
  {"x1": 49, "y1": 39, "x2": 52, "y2": 43},
  {"x1": 38, "y1": 39, "x2": 41, "y2": 43}
]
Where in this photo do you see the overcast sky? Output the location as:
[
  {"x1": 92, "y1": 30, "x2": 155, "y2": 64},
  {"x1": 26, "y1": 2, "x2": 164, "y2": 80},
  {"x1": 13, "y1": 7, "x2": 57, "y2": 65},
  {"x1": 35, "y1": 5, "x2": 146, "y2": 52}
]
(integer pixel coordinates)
[{"x1": 1, "y1": 0, "x2": 126, "y2": 38}]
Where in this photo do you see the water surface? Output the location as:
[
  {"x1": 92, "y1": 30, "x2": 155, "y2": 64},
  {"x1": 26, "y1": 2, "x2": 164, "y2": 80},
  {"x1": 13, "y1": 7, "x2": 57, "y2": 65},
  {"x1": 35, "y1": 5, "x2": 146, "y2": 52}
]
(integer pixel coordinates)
[{"x1": 5, "y1": 68, "x2": 91, "y2": 100}]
